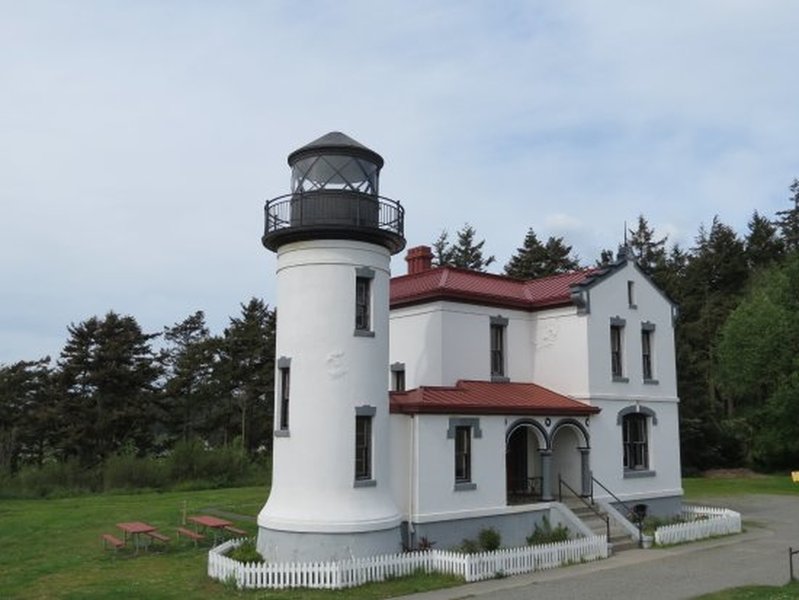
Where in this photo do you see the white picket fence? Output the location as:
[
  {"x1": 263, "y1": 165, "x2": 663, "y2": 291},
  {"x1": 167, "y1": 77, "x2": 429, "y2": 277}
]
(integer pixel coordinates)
[
  {"x1": 654, "y1": 505, "x2": 741, "y2": 546},
  {"x1": 208, "y1": 534, "x2": 608, "y2": 589}
]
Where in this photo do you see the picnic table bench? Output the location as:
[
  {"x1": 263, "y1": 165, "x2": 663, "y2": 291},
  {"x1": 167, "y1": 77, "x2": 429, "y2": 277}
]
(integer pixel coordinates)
[
  {"x1": 177, "y1": 526, "x2": 205, "y2": 546},
  {"x1": 146, "y1": 530, "x2": 170, "y2": 543},
  {"x1": 101, "y1": 533, "x2": 125, "y2": 550},
  {"x1": 223, "y1": 525, "x2": 247, "y2": 536}
]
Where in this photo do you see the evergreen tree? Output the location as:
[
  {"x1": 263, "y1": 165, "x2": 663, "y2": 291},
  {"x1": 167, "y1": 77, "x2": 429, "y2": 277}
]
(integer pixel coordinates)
[
  {"x1": 745, "y1": 210, "x2": 784, "y2": 270},
  {"x1": 0, "y1": 358, "x2": 54, "y2": 473},
  {"x1": 627, "y1": 215, "x2": 668, "y2": 282},
  {"x1": 504, "y1": 228, "x2": 579, "y2": 278},
  {"x1": 163, "y1": 311, "x2": 215, "y2": 444},
  {"x1": 432, "y1": 224, "x2": 495, "y2": 271},
  {"x1": 55, "y1": 312, "x2": 162, "y2": 465},
  {"x1": 775, "y1": 178, "x2": 799, "y2": 252},
  {"x1": 212, "y1": 299, "x2": 276, "y2": 453},
  {"x1": 595, "y1": 249, "x2": 615, "y2": 267}
]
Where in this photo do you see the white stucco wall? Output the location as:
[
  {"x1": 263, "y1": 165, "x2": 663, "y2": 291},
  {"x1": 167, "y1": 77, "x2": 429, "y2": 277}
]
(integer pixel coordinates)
[
  {"x1": 528, "y1": 306, "x2": 590, "y2": 396},
  {"x1": 259, "y1": 239, "x2": 401, "y2": 534}
]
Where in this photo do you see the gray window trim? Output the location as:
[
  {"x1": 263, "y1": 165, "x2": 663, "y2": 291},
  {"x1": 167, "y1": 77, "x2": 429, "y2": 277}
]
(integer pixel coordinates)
[
  {"x1": 356, "y1": 266, "x2": 375, "y2": 279},
  {"x1": 627, "y1": 281, "x2": 637, "y2": 309},
  {"x1": 447, "y1": 417, "x2": 482, "y2": 439},
  {"x1": 490, "y1": 316, "x2": 508, "y2": 382},
  {"x1": 355, "y1": 405, "x2": 377, "y2": 417},
  {"x1": 354, "y1": 329, "x2": 375, "y2": 338},
  {"x1": 612, "y1": 376, "x2": 630, "y2": 383},
  {"x1": 354, "y1": 407, "x2": 376, "y2": 488},
  {"x1": 616, "y1": 405, "x2": 658, "y2": 426},
  {"x1": 454, "y1": 482, "x2": 477, "y2": 492},
  {"x1": 390, "y1": 362, "x2": 405, "y2": 372},
  {"x1": 354, "y1": 479, "x2": 377, "y2": 488},
  {"x1": 610, "y1": 316, "x2": 626, "y2": 327},
  {"x1": 490, "y1": 315, "x2": 509, "y2": 326},
  {"x1": 641, "y1": 321, "x2": 656, "y2": 332},
  {"x1": 277, "y1": 356, "x2": 292, "y2": 369},
  {"x1": 354, "y1": 267, "x2": 375, "y2": 337},
  {"x1": 624, "y1": 469, "x2": 656, "y2": 479}
]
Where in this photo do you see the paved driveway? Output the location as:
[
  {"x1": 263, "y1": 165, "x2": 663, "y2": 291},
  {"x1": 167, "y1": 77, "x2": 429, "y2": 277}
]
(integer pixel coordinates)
[{"x1": 399, "y1": 494, "x2": 799, "y2": 600}]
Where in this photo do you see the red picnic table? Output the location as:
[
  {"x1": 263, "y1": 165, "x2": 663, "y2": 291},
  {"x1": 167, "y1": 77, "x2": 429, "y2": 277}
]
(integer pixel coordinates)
[
  {"x1": 187, "y1": 515, "x2": 246, "y2": 544},
  {"x1": 116, "y1": 521, "x2": 156, "y2": 553}
]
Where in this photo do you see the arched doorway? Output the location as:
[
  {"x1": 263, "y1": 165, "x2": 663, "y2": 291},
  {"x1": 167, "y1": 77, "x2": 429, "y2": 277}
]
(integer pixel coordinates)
[
  {"x1": 505, "y1": 421, "x2": 547, "y2": 505},
  {"x1": 550, "y1": 419, "x2": 590, "y2": 497}
]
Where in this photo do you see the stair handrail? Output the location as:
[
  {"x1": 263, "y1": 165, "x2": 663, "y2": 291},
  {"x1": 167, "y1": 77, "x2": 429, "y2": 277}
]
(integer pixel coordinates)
[
  {"x1": 591, "y1": 475, "x2": 644, "y2": 548},
  {"x1": 558, "y1": 474, "x2": 609, "y2": 543}
]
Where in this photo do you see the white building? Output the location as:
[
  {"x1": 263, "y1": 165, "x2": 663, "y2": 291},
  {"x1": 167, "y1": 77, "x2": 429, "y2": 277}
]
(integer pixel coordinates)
[{"x1": 257, "y1": 132, "x2": 682, "y2": 562}]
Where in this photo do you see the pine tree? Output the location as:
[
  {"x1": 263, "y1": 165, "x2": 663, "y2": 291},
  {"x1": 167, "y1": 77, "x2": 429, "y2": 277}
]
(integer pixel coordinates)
[
  {"x1": 775, "y1": 178, "x2": 799, "y2": 252},
  {"x1": 432, "y1": 224, "x2": 495, "y2": 271},
  {"x1": 627, "y1": 215, "x2": 668, "y2": 277},
  {"x1": 55, "y1": 312, "x2": 161, "y2": 464},
  {"x1": 745, "y1": 210, "x2": 784, "y2": 270},
  {"x1": 504, "y1": 228, "x2": 579, "y2": 279}
]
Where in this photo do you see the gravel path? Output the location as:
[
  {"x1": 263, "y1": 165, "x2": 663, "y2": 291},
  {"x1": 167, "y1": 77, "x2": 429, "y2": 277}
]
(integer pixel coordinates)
[{"x1": 398, "y1": 494, "x2": 799, "y2": 600}]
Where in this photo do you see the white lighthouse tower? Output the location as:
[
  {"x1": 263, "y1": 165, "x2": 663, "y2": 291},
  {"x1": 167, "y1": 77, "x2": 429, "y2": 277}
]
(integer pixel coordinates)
[{"x1": 257, "y1": 132, "x2": 405, "y2": 561}]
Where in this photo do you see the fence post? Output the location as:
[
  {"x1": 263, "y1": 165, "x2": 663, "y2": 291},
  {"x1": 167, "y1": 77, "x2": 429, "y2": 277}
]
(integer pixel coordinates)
[{"x1": 791, "y1": 547, "x2": 796, "y2": 582}]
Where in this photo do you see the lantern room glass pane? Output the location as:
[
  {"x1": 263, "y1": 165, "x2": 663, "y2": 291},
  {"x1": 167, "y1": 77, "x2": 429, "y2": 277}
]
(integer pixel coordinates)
[{"x1": 292, "y1": 155, "x2": 378, "y2": 195}]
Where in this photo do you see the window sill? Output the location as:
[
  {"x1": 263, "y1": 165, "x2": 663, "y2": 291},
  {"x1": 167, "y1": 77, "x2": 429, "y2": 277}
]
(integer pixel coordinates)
[
  {"x1": 354, "y1": 329, "x2": 375, "y2": 338},
  {"x1": 624, "y1": 469, "x2": 656, "y2": 479},
  {"x1": 274, "y1": 430, "x2": 290, "y2": 438},
  {"x1": 612, "y1": 376, "x2": 629, "y2": 383},
  {"x1": 491, "y1": 375, "x2": 509, "y2": 383},
  {"x1": 354, "y1": 479, "x2": 377, "y2": 488},
  {"x1": 643, "y1": 378, "x2": 659, "y2": 385},
  {"x1": 454, "y1": 482, "x2": 477, "y2": 491},
  {"x1": 628, "y1": 303, "x2": 637, "y2": 310}
]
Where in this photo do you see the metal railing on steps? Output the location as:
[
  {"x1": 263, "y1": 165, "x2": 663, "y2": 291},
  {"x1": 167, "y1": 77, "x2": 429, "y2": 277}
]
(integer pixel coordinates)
[
  {"x1": 558, "y1": 474, "x2": 610, "y2": 543},
  {"x1": 590, "y1": 475, "x2": 644, "y2": 548}
]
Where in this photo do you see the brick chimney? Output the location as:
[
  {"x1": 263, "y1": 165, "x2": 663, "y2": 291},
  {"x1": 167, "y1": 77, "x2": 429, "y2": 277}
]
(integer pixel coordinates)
[{"x1": 405, "y1": 245, "x2": 434, "y2": 274}]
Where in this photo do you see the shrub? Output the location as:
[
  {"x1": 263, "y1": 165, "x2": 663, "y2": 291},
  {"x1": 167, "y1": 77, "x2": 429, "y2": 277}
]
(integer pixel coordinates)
[
  {"x1": 527, "y1": 516, "x2": 570, "y2": 545},
  {"x1": 477, "y1": 527, "x2": 501, "y2": 551},
  {"x1": 228, "y1": 539, "x2": 263, "y2": 563},
  {"x1": 103, "y1": 452, "x2": 167, "y2": 491},
  {"x1": 457, "y1": 538, "x2": 480, "y2": 554}
]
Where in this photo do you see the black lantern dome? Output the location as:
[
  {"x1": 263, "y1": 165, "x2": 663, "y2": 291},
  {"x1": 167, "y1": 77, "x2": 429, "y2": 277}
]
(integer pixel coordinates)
[{"x1": 262, "y1": 132, "x2": 405, "y2": 254}]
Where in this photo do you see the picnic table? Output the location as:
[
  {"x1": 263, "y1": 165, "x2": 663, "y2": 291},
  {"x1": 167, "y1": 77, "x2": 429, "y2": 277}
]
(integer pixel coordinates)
[
  {"x1": 187, "y1": 515, "x2": 246, "y2": 544},
  {"x1": 116, "y1": 521, "x2": 156, "y2": 553}
]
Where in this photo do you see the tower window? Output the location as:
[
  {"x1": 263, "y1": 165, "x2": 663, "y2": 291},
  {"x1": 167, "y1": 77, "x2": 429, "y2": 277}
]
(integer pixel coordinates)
[
  {"x1": 355, "y1": 415, "x2": 372, "y2": 481},
  {"x1": 279, "y1": 366, "x2": 290, "y2": 431},
  {"x1": 354, "y1": 267, "x2": 375, "y2": 337},
  {"x1": 627, "y1": 281, "x2": 636, "y2": 308},
  {"x1": 275, "y1": 357, "x2": 291, "y2": 437}
]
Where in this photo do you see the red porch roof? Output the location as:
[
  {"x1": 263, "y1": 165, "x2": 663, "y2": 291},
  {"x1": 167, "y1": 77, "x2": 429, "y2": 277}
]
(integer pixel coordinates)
[
  {"x1": 390, "y1": 266, "x2": 599, "y2": 311},
  {"x1": 389, "y1": 380, "x2": 600, "y2": 416}
]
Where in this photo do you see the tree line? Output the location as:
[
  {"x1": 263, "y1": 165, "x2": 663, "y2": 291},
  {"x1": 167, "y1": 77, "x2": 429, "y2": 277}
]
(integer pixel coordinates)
[
  {"x1": 2, "y1": 179, "x2": 798, "y2": 478},
  {"x1": 0, "y1": 299, "x2": 275, "y2": 476}
]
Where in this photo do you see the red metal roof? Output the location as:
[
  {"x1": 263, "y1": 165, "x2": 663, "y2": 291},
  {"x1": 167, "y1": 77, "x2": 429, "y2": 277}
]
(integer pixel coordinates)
[
  {"x1": 390, "y1": 266, "x2": 599, "y2": 311},
  {"x1": 389, "y1": 380, "x2": 600, "y2": 416}
]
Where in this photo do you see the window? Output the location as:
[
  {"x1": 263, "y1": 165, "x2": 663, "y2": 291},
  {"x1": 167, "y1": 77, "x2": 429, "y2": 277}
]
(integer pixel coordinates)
[
  {"x1": 279, "y1": 366, "x2": 290, "y2": 430},
  {"x1": 355, "y1": 415, "x2": 372, "y2": 481},
  {"x1": 610, "y1": 324, "x2": 624, "y2": 378},
  {"x1": 275, "y1": 357, "x2": 291, "y2": 436},
  {"x1": 641, "y1": 322, "x2": 656, "y2": 383},
  {"x1": 355, "y1": 277, "x2": 371, "y2": 331},
  {"x1": 391, "y1": 369, "x2": 405, "y2": 392},
  {"x1": 641, "y1": 329, "x2": 653, "y2": 381},
  {"x1": 627, "y1": 281, "x2": 636, "y2": 308},
  {"x1": 454, "y1": 426, "x2": 471, "y2": 484},
  {"x1": 622, "y1": 413, "x2": 648, "y2": 471},
  {"x1": 490, "y1": 316, "x2": 508, "y2": 381}
]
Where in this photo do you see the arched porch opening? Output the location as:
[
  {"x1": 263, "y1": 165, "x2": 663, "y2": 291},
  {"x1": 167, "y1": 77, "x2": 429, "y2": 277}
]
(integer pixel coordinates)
[
  {"x1": 505, "y1": 420, "x2": 547, "y2": 505},
  {"x1": 551, "y1": 418, "x2": 591, "y2": 498}
]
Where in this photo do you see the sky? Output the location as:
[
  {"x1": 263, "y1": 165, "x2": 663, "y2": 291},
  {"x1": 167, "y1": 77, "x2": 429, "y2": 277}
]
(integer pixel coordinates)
[{"x1": 2, "y1": 1, "x2": 798, "y2": 365}]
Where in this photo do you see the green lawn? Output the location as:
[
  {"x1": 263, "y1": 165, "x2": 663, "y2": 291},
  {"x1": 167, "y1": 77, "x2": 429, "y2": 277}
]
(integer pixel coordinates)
[
  {"x1": 683, "y1": 473, "x2": 799, "y2": 499},
  {"x1": 0, "y1": 487, "x2": 460, "y2": 599},
  {"x1": 694, "y1": 581, "x2": 799, "y2": 599},
  {"x1": 3, "y1": 473, "x2": 798, "y2": 599}
]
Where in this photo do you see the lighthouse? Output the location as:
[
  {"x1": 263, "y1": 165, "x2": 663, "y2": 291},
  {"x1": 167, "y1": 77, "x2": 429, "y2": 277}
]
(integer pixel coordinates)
[{"x1": 257, "y1": 132, "x2": 406, "y2": 561}]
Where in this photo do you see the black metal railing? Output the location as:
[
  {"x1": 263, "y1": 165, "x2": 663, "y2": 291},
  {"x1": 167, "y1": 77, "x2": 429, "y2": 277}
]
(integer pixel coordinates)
[
  {"x1": 559, "y1": 474, "x2": 610, "y2": 542},
  {"x1": 590, "y1": 475, "x2": 644, "y2": 548},
  {"x1": 264, "y1": 191, "x2": 404, "y2": 239},
  {"x1": 507, "y1": 476, "x2": 543, "y2": 505}
]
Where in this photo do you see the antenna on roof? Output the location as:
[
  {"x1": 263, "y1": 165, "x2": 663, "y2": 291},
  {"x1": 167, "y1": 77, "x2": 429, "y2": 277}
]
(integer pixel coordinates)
[{"x1": 623, "y1": 220, "x2": 628, "y2": 247}]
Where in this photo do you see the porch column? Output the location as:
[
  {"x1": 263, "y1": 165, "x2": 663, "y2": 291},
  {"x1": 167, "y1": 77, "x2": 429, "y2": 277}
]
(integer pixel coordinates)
[
  {"x1": 579, "y1": 447, "x2": 591, "y2": 497},
  {"x1": 539, "y1": 449, "x2": 553, "y2": 501}
]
